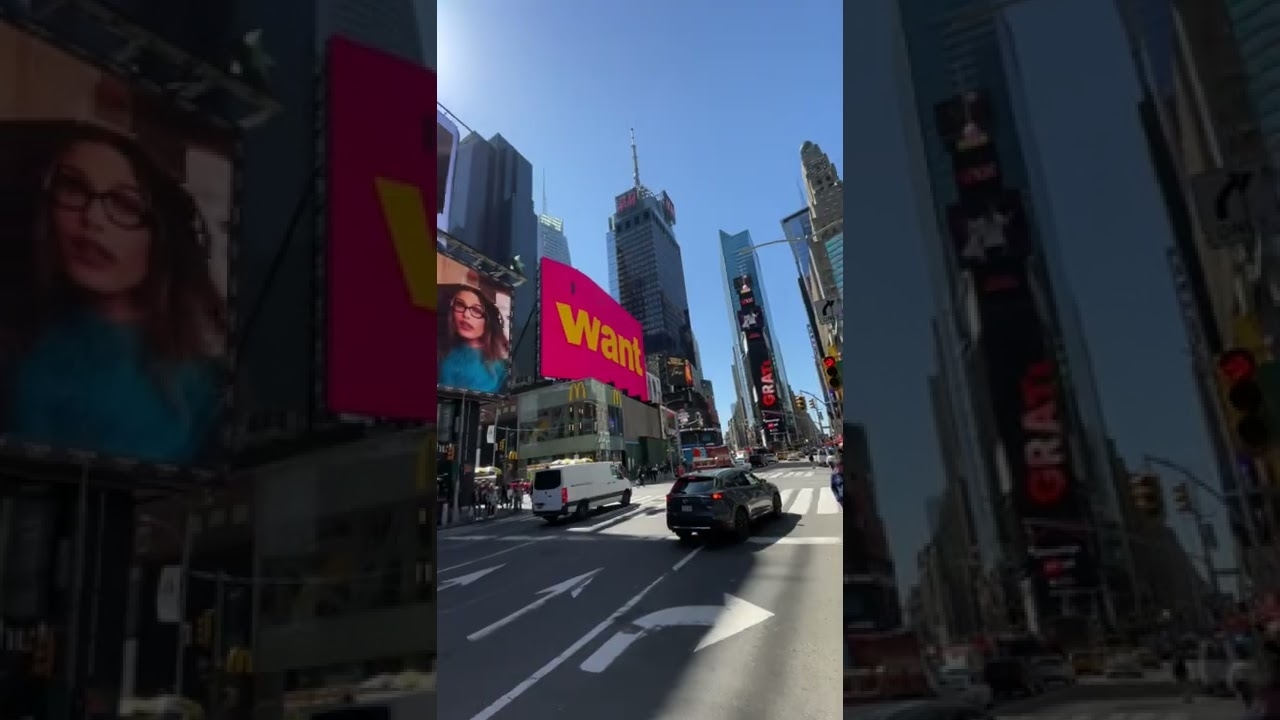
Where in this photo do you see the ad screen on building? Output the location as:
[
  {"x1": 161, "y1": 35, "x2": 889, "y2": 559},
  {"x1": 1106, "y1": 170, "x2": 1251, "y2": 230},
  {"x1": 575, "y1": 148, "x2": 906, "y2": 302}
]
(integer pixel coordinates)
[
  {"x1": 978, "y1": 269, "x2": 1097, "y2": 595},
  {"x1": 327, "y1": 35, "x2": 438, "y2": 421},
  {"x1": 438, "y1": 254, "x2": 513, "y2": 396},
  {"x1": 946, "y1": 191, "x2": 1031, "y2": 270},
  {"x1": 539, "y1": 257, "x2": 649, "y2": 402},
  {"x1": 0, "y1": 20, "x2": 234, "y2": 469},
  {"x1": 666, "y1": 356, "x2": 692, "y2": 390}
]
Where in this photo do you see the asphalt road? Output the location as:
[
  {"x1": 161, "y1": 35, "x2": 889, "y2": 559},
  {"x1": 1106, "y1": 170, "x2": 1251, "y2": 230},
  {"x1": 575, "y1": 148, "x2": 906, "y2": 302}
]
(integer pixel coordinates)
[
  {"x1": 437, "y1": 462, "x2": 843, "y2": 720},
  {"x1": 994, "y1": 692, "x2": 1241, "y2": 720}
]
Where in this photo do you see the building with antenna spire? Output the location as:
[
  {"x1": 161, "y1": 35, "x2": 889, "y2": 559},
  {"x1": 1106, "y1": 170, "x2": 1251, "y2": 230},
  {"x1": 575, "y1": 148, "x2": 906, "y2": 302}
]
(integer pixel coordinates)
[
  {"x1": 537, "y1": 169, "x2": 572, "y2": 266},
  {"x1": 607, "y1": 129, "x2": 713, "y2": 438}
]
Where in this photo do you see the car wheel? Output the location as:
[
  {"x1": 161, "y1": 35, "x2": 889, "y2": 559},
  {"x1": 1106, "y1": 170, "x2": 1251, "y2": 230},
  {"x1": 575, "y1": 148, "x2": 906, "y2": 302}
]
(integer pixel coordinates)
[
  {"x1": 770, "y1": 492, "x2": 782, "y2": 518},
  {"x1": 733, "y1": 508, "x2": 750, "y2": 543},
  {"x1": 620, "y1": 489, "x2": 632, "y2": 507},
  {"x1": 574, "y1": 501, "x2": 589, "y2": 520}
]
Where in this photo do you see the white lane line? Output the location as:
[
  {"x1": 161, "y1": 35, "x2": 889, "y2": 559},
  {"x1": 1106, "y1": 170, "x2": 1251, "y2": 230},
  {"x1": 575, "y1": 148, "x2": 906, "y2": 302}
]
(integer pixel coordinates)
[
  {"x1": 747, "y1": 536, "x2": 841, "y2": 545},
  {"x1": 816, "y1": 490, "x2": 841, "y2": 515},
  {"x1": 468, "y1": 546, "x2": 704, "y2": 720},
  {"x1": 788, "y1": 488, "x2": 815, "y2": 514},
  {"x1": 776, "y1": 489, "x2": 796, "y2": 510},
  {"x1": 439, "y1": 539, "x2": 545, "y2": 574},
  {"x1": 568, "y1": 505, "x2": 648, "y2": 532}
]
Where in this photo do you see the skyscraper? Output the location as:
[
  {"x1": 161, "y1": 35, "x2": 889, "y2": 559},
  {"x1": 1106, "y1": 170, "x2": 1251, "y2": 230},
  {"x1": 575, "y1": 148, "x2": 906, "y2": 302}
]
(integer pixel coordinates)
[
  {"x1": 782, "y1": 208, "x2": 835, "y2": 425},
  {"x1": 537, "y1": 173, "x2": 572, "y2": 266},
  {"x1": 800, "y1": 141, "x2": 844, "y2": 304},
  {"x1": 611, "y1": 132, "x2": 695, "y2": 364},
  {"x1": 537, "y1": 215, "x2": 571, "y2": 265},
  {"x1": 895, "y1": 0, "x2": 1130, "y2": 631},
  {"x1": 719, "y1": 229, "x2": 798, "y2": 445},
  {"x1": 448, "y1": 132, "x2": 538, "y2": 378}
]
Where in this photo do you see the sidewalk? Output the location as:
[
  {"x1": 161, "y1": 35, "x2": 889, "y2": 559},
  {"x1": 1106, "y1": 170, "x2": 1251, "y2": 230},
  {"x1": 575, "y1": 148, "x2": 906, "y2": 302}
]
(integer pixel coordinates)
[{"x1": 437, "y1": 474, "x2": 679, "y2": 530}]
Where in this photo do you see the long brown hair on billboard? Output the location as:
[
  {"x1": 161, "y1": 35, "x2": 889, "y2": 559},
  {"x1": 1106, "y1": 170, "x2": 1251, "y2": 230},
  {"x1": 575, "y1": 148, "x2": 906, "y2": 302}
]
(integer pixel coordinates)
[{"x1": 0, "y1": 20, "x2": 238, "y2": 474}]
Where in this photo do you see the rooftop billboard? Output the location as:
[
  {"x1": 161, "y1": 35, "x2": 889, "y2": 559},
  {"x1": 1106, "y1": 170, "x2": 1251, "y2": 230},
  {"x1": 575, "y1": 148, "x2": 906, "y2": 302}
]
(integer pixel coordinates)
[
  {"x1": 436, "y1": 253, "x2": 512, "y2": 397},
  {"x1": 326, "y1": 35, "x2": 437, "y2": 421},
  {"x1": 539, "y1": 257, "x2": 648, "y2": 402},
  {"x1": 0, "y1": 20, "x2": 235, "y2": 472}
]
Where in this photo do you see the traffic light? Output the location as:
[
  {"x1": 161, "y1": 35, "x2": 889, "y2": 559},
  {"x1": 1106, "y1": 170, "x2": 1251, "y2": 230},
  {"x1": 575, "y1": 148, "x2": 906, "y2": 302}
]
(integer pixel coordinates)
[
  {"x1": 794, "y1": 396, "x2": 807, "y2": 412},
  {"x1": 1219, "y1": 348, "x2": 1271, "y2": 451},
  {"x1": 1172, "y1": 483, "x2": 1193, "y2": 513},
  {"x1": 823, "y1": 356, "x2": 841, "y2": 391},
  {"x1": 1128, "y1": 473, "x2": 1164, "y2": 518},
  {"x1": 196, "y1": 610, "x2": 215, "y2": 647}
]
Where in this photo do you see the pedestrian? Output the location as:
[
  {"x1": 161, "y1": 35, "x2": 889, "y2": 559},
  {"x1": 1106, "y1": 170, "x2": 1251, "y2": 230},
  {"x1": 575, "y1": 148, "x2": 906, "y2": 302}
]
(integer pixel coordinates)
[
  {"x1": 1173, "y1": 653, "x2": 1192, "y2": 703},
  {"x1": 829, "y1": 455, "x2": 844, "y2": 510}
]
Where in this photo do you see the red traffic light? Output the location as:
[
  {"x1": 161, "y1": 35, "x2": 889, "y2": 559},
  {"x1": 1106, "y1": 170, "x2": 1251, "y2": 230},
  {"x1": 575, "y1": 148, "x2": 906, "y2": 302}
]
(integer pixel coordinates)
[
  {"x1": 1220, "y1": 349, "x2": 1258, "y2": 383},
  {"x1": 822, "y1": 356, "x2": 836, "y2": 369},
  {"x1": 1042, "y1": 559, "x2": 1065, "y2": 577}
]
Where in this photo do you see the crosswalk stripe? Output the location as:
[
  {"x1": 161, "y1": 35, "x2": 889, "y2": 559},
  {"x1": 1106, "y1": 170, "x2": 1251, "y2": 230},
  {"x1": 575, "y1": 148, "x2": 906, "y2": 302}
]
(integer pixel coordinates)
[
  {"x1": 816, "y1": 491, "x2": 840, "y2": 514},
  {"x1": 776, "y1": 489, "x2": 796, "y2": 509},
  {"x1": 789, "y1": 488, "x2": 814, "y2": 513}
]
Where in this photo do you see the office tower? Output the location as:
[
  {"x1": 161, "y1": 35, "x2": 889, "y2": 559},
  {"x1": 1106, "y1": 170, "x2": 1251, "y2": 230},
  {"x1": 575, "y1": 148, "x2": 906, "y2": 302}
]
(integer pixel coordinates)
[
  {"x1": 537, "y1": 174, "x2": 572, "y2": 266},
  {"x1": 782, "y1": 208, "x2": 836, "y2": 424},
  {"x1": 606, "y1": 229, "x2": 620, "y2": 300},
  {"x1": 844, "y1": 423, "x2": 902, "y2": 631},
  {"x1": 611, "y1": 132, "x2": 696, "y2": 364},
  {"x1": 800, "y1": 141, "x2": 845, "y2": 303},
  {"x1": 538, "y1": 215, "x2": 572, "y2": 266},
  {"x1": 895, "y1": 0, "x2": 1128, "y2": 631},
  {"x1": 448, "y1": 133, "x2": 538, "y2": 378},
  {"x1": 699, "y1": 378, "x2": 719, "y2": 427},
  {"x1": 719, "y1": 229, "x2": 799, "y2": 446}
]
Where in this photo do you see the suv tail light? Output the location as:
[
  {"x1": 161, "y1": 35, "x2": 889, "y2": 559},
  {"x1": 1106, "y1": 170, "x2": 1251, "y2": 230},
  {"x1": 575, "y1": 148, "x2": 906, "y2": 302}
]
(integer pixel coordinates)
[
  {"x1": 561, "y1": 487, "x2": 569, "y2": 506},
  {"x1": 711, "y1": 492, "x2": 723, "y2": 501}
]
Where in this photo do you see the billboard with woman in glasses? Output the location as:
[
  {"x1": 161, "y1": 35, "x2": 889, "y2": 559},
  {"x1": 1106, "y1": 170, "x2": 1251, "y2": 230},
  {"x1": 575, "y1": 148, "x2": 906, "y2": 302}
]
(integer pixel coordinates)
[{"x1": 436, "y1": 255, "x2": 513, "y2": 396}]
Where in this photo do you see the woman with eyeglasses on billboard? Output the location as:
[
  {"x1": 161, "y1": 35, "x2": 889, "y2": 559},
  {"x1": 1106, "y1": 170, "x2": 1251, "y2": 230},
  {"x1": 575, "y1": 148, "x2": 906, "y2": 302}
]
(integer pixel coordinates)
[
  {"x1": 2, "y1": 123, "x2": 227, "y2": 464},
  {"x1": 438, "y1": 283, "x2": 510, "y2": 394}
]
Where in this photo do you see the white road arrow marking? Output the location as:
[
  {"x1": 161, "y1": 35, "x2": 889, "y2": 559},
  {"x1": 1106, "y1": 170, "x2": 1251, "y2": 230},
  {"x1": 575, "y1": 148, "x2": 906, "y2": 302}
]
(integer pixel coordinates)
[
  {"x1": 467, "y1": 568, "x2": 601, "y2": 642},
  {"x1": 438, "y1": 564, "x2": 505, "y2": 590},
  {"x1": 579, "y1": 593, "x2": 773, "y2": 673}
]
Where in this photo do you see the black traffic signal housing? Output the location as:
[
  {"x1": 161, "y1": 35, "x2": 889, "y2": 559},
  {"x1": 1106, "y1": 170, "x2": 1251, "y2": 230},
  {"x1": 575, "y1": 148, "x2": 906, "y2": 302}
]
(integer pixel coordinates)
[
  {"x1": 823, "y1": 356, "x2": 841, "y2": 391},
  {"x1": 1219, "y1": 348, "x2": 1271, "y2": 452},
  {"x1": 1172, "y1": 483, "x2": 1193, "y2": 514},
  {"x1": 794, "y1": 396, "x2": 807, "y2": 412},
  {"x1": 1129, "y1": 473, "x2": 1164, "y2": 519}
]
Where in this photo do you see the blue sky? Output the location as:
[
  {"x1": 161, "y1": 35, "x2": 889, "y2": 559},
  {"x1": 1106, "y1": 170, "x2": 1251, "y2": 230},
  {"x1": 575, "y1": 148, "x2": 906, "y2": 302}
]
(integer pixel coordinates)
[
  {"x1": 435, "y1": 0, "x2": 843, "y2": 433},
  {"x1": 433, "y1": 0, "x2": 1228, "y2": 590}
]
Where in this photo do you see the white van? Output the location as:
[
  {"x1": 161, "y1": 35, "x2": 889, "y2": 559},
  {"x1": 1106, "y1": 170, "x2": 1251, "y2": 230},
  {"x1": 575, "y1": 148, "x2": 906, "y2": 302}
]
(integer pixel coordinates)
[{"x1": 531, "y1": 461, "x2": 632, "y2": 523}]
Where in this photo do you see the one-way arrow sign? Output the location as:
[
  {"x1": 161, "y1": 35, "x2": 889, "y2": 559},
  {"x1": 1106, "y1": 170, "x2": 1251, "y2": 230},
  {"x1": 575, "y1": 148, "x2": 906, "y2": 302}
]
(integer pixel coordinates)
[
  {"x1": 1191, "y1": 167, "x2": 1280, "y2": 248},
  {"x1": 467, "y1": 568, "x2": 600, "y2": 642},
  {"x1": 438, "y1": 564, "x2": 505, "y2": 591},
  {"x1": 579, "y1": 594, "x2": 774, "y2": 673}
]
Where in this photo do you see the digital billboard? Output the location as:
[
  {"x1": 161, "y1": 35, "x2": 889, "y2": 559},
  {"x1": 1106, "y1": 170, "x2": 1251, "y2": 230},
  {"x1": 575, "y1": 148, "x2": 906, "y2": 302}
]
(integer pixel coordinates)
[
  {"x1": 660, "y1": 191, "x2": 676, "y2": 226},
  {"x1": 615, "y1": 189, "x2": 638, "y2": 215},
  {"x1": 666, "y1": 356, "x2": 692, "y2": 390},
  {"x1": 538, "y1": 257, "x2": 648, "y2": 402},
  {"x1": 977, "y1": 267, "x2": 1097, "y2": 595},
  {"x1": 946, "y1": 191, "x2": 1031, "y2": 270},
  {"x1": 438, "y1": 254, "x2": 512, "y2": 396},
  {"x1": 0, "y1": 20, "x2": 235, "y2": 469},
  {"x1": 934, "y1": 91, "x2": 993, "y2": 153},
  {"x1": 327, "y1": 35, "x2": 438, "y2": 421}
]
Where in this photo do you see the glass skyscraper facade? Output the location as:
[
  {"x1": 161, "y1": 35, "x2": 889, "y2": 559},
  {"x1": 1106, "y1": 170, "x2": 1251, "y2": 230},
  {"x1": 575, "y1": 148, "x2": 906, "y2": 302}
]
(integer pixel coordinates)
[
  {"x1": 611, "y1": 188, "x2": 696, "y2": 364},
  {"x1": 781, "y1": 208, "x2": 814, "y2": 278},
  {"x1": 537, "y1": 214, "x2": 572, "y2": 266},
  {"x1": 1224, "y1": 0, "x2": 1280, "y2": 170},
  {"x1": 719, "y1": 229, "x2": 797, "y2": 443}
]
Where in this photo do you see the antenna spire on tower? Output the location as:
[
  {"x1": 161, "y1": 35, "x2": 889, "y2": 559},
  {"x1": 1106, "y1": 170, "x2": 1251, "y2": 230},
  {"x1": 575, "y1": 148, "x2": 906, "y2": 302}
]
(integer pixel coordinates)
[
  {"x1": 630, "y1": 127, "x2": 641, "y2": 191},
  {"x1": 542, "y1": 168, "x2": 548, "y2": 216}
]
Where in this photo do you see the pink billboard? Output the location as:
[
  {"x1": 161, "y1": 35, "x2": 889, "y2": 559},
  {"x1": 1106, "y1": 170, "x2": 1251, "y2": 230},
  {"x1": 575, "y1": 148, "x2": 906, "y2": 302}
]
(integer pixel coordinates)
[
  {"x1": 539, "y1": 258, "x2": 649, "y2": 402},
  {"x1": 326, "y1": 36, "x2": 437, "y2": 421}
]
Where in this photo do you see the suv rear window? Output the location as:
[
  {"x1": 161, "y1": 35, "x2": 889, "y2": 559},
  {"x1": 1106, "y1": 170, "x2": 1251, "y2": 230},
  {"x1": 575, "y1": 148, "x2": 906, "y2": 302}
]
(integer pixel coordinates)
[
  {"x1": 532, "y1": 470, "x2": 562, "y2": 490},
  {"x1": 671, "y1": 477, "x2": 717, "y2": 495}
]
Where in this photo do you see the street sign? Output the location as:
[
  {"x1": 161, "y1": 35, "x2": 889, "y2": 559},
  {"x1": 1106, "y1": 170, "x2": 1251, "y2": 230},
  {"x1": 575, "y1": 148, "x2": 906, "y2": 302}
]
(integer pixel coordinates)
[
  {"x1": 1190, "y1": 168, "x2": 1280, "y2": 248},
  {"x1": 578, "y1": 594, "x2": 773, "y2": 673},
  {"x1": 821, "y1": 299, "x2": 841, "y2": 321}
]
